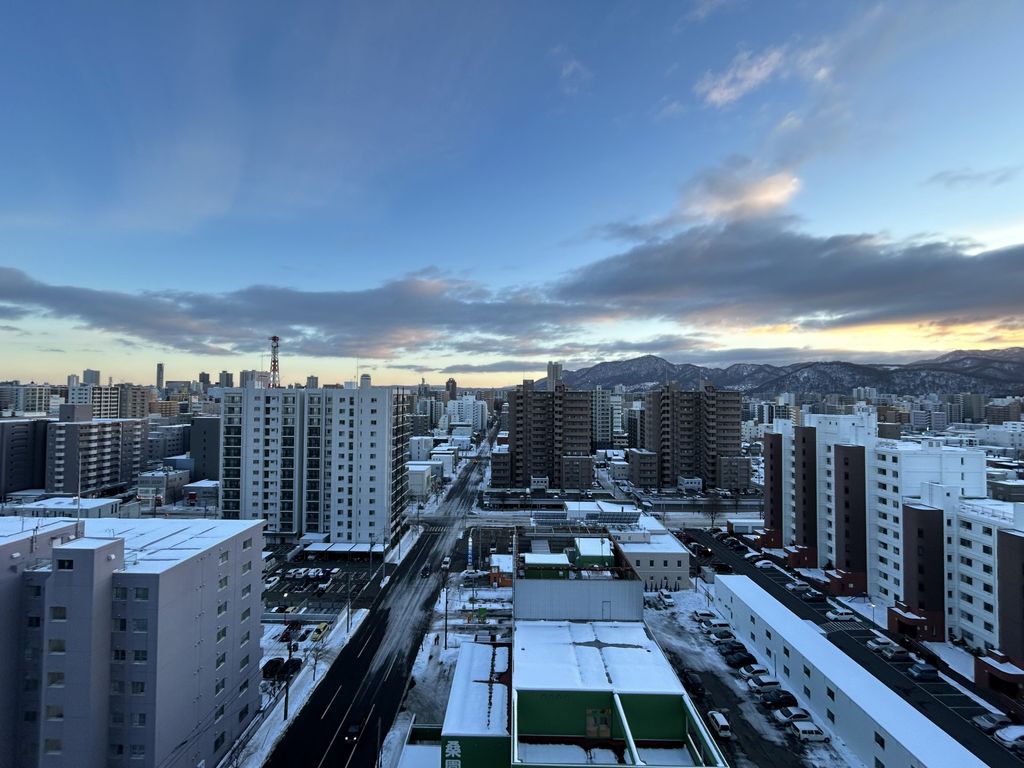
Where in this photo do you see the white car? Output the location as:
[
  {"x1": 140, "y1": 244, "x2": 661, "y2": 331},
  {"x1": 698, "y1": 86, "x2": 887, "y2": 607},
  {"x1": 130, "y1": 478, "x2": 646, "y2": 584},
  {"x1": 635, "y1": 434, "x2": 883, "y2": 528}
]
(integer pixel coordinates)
[
  {"x1": 785, "y1": 580, "x2": 809, "y2": 591},
  {"x1": 825, "y1": 608, "x2": 857, "y2": 621},
  {"x1": 866, "y1": 636, "x2": 895, "y2": 652},
  {"x1": 753, "y1": 560, "x2": 775, "y2": 570},
  {"x1": 737, "y1": 664, "x2": 769, "y2": 680},
  {"x1": 790, "y1": 721, "x2": 830, "y2": 743},
  {"x1": 995, "y1": 725, "x2": 1024, "y2": 750},
  {"x1": 746, "y1": 675, "x2": 781, "y2": 694},
  {"x1": 708, "y1": 630, "x2": 735, "y2": 645},
  {"x1": 264, "y1": 575, "x2": 280, "y2": 589},
  {"x1": 772, "y1": 706, "x2": 811, "y2": 726},
  {"x1": 658, "y1": 589, "x2": 676, "y2": 607},
  {"x1": 743, "y1": 551, "x2": 762, "y2": 561},
  {"x1": 692, "y1": 609, "x2": 716, "y2": 622}
]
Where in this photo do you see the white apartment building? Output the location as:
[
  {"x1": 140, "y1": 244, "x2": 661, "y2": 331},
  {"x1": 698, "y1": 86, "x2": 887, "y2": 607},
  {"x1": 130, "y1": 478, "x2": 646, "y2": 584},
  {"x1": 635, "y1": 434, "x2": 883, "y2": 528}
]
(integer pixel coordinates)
[
  {"x1": 68, "y1": 385, "x2": 120, "y2": 419},
  {"x1": 591, "y1": 386, "x2": 613, "y2": 447},
  {"x1": 0, "y1": 384, "x2": 57, "y2": 415},
  {"x1": 220, "y1": 376, "x2": 410, "y2": 547},
  {"x1": 444, "y1": 395, "x2": 487, "y2": 432},
  {"x1": 6, "y1": 517, "x2": 263, "y2": 768},
  {"x1": 868, "y1": 439, "x2": 987, "y2": 609},
  {"x1": 409, "y1": 435, "x2": 434, "y2": 462},
  {"x1": 45, "y1": 417, "x2": 145, "y2": 496}
]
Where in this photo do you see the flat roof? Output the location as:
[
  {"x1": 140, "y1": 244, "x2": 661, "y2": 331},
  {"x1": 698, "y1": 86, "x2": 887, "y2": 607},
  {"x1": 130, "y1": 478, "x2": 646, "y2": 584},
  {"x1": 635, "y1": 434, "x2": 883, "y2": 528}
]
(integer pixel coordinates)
[
  {"x1": 575, "y1": 537, "x2": 613, "y2": 557},
  {"x1": 513, "y1": 620, "x2": 684, "y2": 695},
  {"x1": 12, "y1": 497, "x2": 118, "y2": 510},
  {"x1": 716, "y1": 576, "x2": 987, "y2": 768},
  {"x1": 491, "y1": 554, "x2": 514, "y2": 572},
  {"x1": 0, "y1": 517, "x2": 78, "y2": 546},
  {"x1": 184, "y1": 479, "x2": 219, "y2": 488},
  {"x1": 442, "y1": 642, "x2": 509, "y2": 737},
  {"x1": 523, "y1": 553, "x2": 570, "y2": 566}
]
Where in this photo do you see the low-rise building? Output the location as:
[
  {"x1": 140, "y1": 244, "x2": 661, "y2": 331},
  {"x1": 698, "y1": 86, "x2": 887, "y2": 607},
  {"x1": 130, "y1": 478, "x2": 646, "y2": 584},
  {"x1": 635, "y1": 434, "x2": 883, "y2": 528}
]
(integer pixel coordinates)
[
  {"x1": 610, "y1": 514, "x2": 690, "y2": 591},
  {"x1": 137, "y1": 468, "x2": 190, "y2": 505}
]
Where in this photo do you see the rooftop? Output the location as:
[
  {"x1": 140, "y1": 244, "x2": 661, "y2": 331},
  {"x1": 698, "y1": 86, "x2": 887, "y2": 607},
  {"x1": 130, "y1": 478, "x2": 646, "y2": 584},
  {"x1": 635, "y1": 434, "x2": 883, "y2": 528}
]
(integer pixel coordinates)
[
  {"x1": 513, "y1": 620, "x2": 683, "y2": 695},
  {"x1": 442, "y1": 642, "x2": 510, "y2": 737},
  {"x1": 0, "y1": 517, "x2": 79, "y2": 546},
  {"x1": 11, "y1": 497, "x2": 118, "y2": 511},
  {"x1": 716, "y1": 575, "x2": 988, "y2": 768}
]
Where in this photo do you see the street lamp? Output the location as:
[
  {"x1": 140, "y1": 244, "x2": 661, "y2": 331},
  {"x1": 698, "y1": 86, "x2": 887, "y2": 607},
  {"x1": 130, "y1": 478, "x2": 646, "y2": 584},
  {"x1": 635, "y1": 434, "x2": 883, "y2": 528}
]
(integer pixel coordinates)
[{"x1": 869, "y1": 601, "x2": 877, "y2": 627}]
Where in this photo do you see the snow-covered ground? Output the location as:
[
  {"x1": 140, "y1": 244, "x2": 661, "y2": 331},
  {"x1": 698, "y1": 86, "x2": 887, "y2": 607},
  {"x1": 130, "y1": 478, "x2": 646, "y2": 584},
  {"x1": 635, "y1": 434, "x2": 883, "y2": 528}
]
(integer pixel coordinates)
[
  {"x1": 234, "y1": 608, "x2": 369, "y2": 768},
  {"x1": 836, "y1": 595, "x2": 886, "y2": 630},
  {"x1": 924, "y1": 641, "x2": 977, "y2": 681},
  {"x1": 386, "y1": 525, "x2": 424, "y2": 565},
  {"x1": 794, "y1": 568, "x2": 829, "y2": 583}
]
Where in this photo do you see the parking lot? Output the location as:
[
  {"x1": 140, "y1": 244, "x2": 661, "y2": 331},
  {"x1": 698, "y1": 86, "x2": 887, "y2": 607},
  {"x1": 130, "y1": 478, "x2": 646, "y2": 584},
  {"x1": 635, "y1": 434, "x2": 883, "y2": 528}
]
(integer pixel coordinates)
[
  {"x1": 688, "y1": 529, "x2": 1023, "y2": 766},
  {"x1": 262, "y1": 557, "x2": 382, "y2": 617}
]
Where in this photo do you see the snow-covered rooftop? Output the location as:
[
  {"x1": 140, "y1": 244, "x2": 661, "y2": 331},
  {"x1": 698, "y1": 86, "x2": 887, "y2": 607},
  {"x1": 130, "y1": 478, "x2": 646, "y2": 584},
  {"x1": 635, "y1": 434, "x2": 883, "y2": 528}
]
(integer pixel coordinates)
[
  {"x1": 11, "y1": 497, "x2": 119, "y2": 511},
  {"x1": 716, "y1": 576, "x2": 989, "y2": 768},
  {"x1": 523, "y1": 553, "x2": 570, "y2": 566},
  {"x1": 513, "y1": 620, "x2": 684, "y2": 695},
  {"x1": 442, "y1": 642, "x2": 510, "y2": 737},
  {"x1": 575, "y1": 537, "x2": 613, "y2": 557},
  {"x1": 490, "y1": 554, "x2": 514, "y2": 573}
]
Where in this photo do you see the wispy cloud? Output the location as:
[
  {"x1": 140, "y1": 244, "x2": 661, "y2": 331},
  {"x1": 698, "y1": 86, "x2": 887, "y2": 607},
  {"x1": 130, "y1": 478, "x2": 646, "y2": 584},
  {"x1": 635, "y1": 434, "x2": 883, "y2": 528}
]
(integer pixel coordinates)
[
  {"x1": 695, "y1": 47, "x2": 787, "y2": 107},
  {"x1": 682, "y1": 157, "x2": 800, "y2": 219},
  {"x1": 925, "y1": 165, "x2": 1021, "y2": 188},
  {"x1": 550, "y1": 45, "x2": 593, "y2": 95}
]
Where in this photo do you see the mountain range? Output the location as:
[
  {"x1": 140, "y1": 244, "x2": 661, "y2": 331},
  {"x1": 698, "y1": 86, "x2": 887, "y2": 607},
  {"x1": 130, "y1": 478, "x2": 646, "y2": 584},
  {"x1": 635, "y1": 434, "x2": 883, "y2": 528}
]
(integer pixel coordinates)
[{"x1": 544, "y1": 348, "x2": 1024, "y2": 396}]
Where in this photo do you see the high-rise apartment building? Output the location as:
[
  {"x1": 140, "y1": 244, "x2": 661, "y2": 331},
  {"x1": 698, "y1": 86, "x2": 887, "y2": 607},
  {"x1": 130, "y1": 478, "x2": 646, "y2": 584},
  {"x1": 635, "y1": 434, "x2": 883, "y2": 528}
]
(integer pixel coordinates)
[
  {"x1": 6, "y1": 516, "x2": 262, "y2": 768},
  {"x1": 116, "y1": 384, "x2": 154, "y2": 419},
  {"x1": 220, "y1": 377, "x2": 410, "y2": 545},
  {"x1": 83, "y1": 369, "x2": 101, "y2": 386},
  {"x1": 0, "y1": 418, "x2": 48, "y2": 500},
  {"x1": 217, "y1": 371, "x2": 234, "y2": 388},
  {"x1": 239, "y1": 370, "x2": 270, "y2": 389},
  {"x1": 191, "y1": 416, "x2": 221, "y2": 481},
  {"x1": 68, "y1": 385, "x2": 120, "y2": 419},
  {"x1": 0, "y1": 384, "x2": 56, "y2": 414},
  {"x1": 503, "y1": 380, "x2": 592, "y2": 490},
  {"x1": 155, "y1": 363, "x2": 164, "y2": 391},
  {"x1": 445, "y1": 395, "x2": 488, "y2": 431},
  {"x1": 445, "y1": 377, "x2": 458, "y2": 402},
  {"x1": 305, "y1": 375, "x2": 319, "y2": 389},
  {"x1": 642, "y1": 383, "x2": 741, "y2": 489},
  {"x1": 591, "y1": 386, "x2": 613, "y2": 449},
  {"x1": 197, "y1": 371, "x2": 211, "y2": 392},
  {"x1": 45, "y1": 408, "x2": 145, "y2": 496},
  {"x1": 66, "y1": 375, "x2": 79, "y2": 388},
  {"x1": 546, "y1": 361, "x2": 563, "y2": 392}
]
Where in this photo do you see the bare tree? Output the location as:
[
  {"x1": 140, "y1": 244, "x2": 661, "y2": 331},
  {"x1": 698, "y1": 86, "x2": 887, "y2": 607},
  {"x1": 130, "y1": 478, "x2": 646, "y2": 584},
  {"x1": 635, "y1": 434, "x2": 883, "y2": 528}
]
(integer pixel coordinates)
[{"x1": 310, "y1": 634, "x2": 330, "y2": 680}]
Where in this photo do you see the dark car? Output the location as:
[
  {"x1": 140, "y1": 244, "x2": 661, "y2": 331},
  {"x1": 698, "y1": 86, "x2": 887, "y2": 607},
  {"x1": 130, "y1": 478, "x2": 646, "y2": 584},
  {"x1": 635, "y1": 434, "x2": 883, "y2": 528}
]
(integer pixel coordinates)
[
  {"x1": 343, "y1": 720, "x2": 363, "y2": 742},
  {"x1": 716, "y1": 640, "x2": 746, "y2": 656},
  {"x1": 760, "y1": 690, "x2": 799, "y2": 709},
  {"x1": 280, "y1": 657, "x2": 302, "y2": 680},
  {"x1": 682, "y1": 670, "x2": 705, "y2": 697},
  {"x1": 711, "y1": 561, "x2": 734, "y2": 574},
  {"x1": 801, "y1": 590, "x2": 827, "y2": 603},
  {"x1": 420, "y1": 565, "x2": 431, "y2": 578},
  {"x1": 262, "y1": 657, "x2": 285, "y2": 679},
  {"x1": 724, "y1": 651, "x2": 757, "y2": 668}
]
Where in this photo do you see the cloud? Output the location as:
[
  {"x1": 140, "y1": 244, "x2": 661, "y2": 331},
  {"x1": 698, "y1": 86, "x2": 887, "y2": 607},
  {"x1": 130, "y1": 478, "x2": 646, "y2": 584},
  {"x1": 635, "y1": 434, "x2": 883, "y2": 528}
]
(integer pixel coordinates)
[
  {"x1": 439, "y1": 360, "x2": 548, "y2": 374},
  {"x1": 0, "y1": 324, "x2": 26, "y2": 334},
  {"x1": 695, "y1": 47, "x2": 787, "y2": 107},
  {"x1": 654, "y1": 97, "x2": 686, "y2": 120},
  {"x1": 683, "y1": 157, "x2": 800, "y2": 219},
  {"x1": 0, "y1": 304, "x2": 29, "y2": 320},
  {"x1": 925, "y1": 165, "x2": 1021, "y2": 188},
  {"x1": 550, "y1": 45, "x2": 592, "y2": 95}
]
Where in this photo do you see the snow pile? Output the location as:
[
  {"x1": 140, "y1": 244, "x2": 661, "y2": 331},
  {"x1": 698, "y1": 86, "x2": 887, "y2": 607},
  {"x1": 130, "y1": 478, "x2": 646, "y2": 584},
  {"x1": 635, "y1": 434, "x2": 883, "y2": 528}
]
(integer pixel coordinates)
[{"x1": 924, "y1": 642, "x2": 976, "y2": 681}]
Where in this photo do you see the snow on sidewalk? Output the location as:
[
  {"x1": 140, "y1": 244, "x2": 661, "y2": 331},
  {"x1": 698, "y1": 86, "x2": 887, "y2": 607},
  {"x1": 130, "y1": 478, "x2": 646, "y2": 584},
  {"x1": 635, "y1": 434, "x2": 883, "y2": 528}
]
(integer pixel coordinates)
[
  {"x1": 924, "y1": 641, "x2": 977, "y2": 681},
  {"x1": 235, "y1": 608, "x2": 369, "y2": 768}
]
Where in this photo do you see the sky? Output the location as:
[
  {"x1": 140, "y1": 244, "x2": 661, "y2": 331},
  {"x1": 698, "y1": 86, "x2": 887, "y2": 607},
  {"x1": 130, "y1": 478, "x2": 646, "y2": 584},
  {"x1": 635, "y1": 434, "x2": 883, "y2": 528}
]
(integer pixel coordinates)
[{"x1": 2, "y1": 0, "x2": 1023, "y2": 387}]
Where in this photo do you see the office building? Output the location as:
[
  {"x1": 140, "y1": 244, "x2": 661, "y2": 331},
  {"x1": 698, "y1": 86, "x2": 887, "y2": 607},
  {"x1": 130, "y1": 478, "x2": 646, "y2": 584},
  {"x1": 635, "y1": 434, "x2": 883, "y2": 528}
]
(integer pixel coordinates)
[
  {"x1": 45, "y1": 408, "x2": 145, "y2": 496},
  {"x1": 197, "y1": 371, "x2": 211, "y2": 393},
  {"x1": 217, "y1": 371, "x2": 234, "y2": 388},
  {"x1": 503, "y1": 380, "x2": 591, "y2": 490},
  {"x1": 642, "y1": 383, "x2": 741, "y2": 489},
  {"x1": 7, "y1": 516, "x2": 263, "y2": 768},
  {"x1": 445, "y1": 395, "x2": 487, "y2": 432},
  {"x1": 155, "y1": 363, "x2": 164, "y2": 391},
  {"x1": 238, "y1": 370, "x2": 270, "y2": 389},
  {"x1": 545, "y1": 360, "x2": 563, "y2": 391},
  {"x1": 82, "y1": 369, "x2": 100, "y2": 386},
  {"x1": 66, "y1": 375, "x2": 79, "y2": 389}
]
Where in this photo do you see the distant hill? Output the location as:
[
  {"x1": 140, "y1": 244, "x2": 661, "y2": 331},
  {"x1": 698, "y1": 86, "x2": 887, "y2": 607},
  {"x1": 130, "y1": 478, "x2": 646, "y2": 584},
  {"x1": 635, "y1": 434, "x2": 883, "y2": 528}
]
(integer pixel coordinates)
[{"x1": 538, "y1": 349, "x2": 1024, "y2": 395}]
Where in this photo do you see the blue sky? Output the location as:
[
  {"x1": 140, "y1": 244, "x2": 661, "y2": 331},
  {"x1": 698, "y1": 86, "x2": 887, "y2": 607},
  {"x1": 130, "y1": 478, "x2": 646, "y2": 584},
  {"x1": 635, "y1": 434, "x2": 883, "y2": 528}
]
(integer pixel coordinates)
[{"x1": 2, "y1": 0, "x2": 1023, "y2": 385}]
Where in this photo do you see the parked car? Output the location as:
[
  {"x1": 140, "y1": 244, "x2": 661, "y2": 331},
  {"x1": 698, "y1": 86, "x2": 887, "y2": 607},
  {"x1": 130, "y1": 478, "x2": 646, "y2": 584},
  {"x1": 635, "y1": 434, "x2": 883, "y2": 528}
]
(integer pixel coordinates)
[
  {"x1": 825, "y1": 608, "x2": 857, "y2": 621},
  {"x1": 743, "y1": 551, "x2": 763, "y2": 562},
  {"x1": 700, "y1": 619, "x2": 731, "y2": 633},
  {"x1": 759, "y1": 690, "x2": 799, "y2": 709},
  {"x1": 785, "y1": 580, "x2": 809, "y2": 592},
  {"x1": 866, "y1": 636, "x2": 895, "y2": 652},
  {"x1": 738, "y1": 664, "x2": 770, "y2": 680},
  {"x1": 281, "y1": 657, "x2": 302, "y2": 679},
  {"x1": 724, "y1": 651, "x2": 757, "y2": 669},
  {"x1": 880, "y1": 646, "x2": 911, "y2": 662},
  {"x1": 682, "y1": 670, "x2": 705, "y2": 697},
  {"x1": 262, "y1": 657, "x2": 285, "y2": 679},
  {"x1": 711, "y1": 561, "x2": 734, "y2": 574},
  {"x1": 746, "y1": 675, "x2": 782, "y2": 695},
  {"x1": 716, "y1": 641, "x2": 747, "y2": 656},
  {"x1": 691, "y1": 609, "x2": 716, "y2": 622},
  {"x1": 265, "y1": 575, "x2": 281, "y2": 589},
  {"x1": 707, "y1": 711, "x2": 732, "y2": 739},
  {"x1": 994, "y1": 725, "x2": 1024, "y2": 749},
  {"x1": 708, "y1": 630, "x2": 736, "y2": 645},
  {"x1": 907, "y1": 663, "x2": 940, "y2": 681},
  {"x1": 801, "y1": 590, "x2": 827, "y2": 603},
  {"x1": 658, "y1": 589, "x2": 676, "y2": 607},
  {"x1": 310, "y1": 622, "x2": 330, "y2": 643},
  {"x1": 790, "y1": 721, "x2": 830, "y2": 743},
  {"x1": 772, "y1": 706, "x2": 811, "y2": 726},
  {"x1": 753, "y1": 560, "x2": 775, "y2": 570},
  {"x1": 971, "y1": 713, "x2": 1013, "y2": 734}
]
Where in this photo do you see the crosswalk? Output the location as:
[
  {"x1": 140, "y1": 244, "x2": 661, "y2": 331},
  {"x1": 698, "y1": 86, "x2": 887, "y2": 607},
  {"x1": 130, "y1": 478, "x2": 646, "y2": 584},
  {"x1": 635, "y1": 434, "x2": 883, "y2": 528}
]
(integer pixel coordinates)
[{"x1": 819, "y1": 620, "x2": 865, "y2": 633}]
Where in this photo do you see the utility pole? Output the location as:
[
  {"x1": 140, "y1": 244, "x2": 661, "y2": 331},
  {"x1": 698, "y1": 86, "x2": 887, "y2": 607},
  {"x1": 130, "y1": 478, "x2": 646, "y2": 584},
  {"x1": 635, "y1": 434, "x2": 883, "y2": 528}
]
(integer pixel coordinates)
[
  {"x1": 283, "y1": 640, "x2": 294, "y2": 720},
  {"x1": 444, "y1": 577, "x2": 449, "y2": 650},
  {"x1": 347, "y1": 571, "x2": 352, "y2": 632}
]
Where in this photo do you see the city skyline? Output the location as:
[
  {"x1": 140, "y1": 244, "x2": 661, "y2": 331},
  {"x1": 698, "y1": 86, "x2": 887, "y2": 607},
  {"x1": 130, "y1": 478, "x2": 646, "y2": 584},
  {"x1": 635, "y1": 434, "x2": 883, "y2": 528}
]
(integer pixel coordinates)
[{"x1": 2, "y1": 1, "x2": 1024, "y2": 386}]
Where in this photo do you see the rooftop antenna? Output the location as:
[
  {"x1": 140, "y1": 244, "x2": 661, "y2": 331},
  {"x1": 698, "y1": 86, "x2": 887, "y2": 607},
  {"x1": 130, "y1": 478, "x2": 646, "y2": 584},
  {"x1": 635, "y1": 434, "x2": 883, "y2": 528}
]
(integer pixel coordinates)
[{"x1": 269, "y1": 336, "x2": 281, "y2": 389}]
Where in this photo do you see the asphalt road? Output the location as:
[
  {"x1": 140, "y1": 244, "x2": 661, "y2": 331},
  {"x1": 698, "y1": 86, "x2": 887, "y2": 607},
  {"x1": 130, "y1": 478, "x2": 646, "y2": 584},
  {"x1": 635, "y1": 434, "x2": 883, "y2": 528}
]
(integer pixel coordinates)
[
  {"x1": 264, "y1": 459, "x2": 486, "y2": 768},
  {"x1": 690, "y1": 530, "x2": 1023, "y2": 767}
]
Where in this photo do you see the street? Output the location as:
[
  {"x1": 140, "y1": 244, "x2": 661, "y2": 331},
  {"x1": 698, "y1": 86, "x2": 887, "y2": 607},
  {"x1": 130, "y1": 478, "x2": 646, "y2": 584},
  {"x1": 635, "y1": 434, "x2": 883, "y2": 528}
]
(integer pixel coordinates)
[{"x1": 263, "y1": 458, "x2": 485, "y2": 768}]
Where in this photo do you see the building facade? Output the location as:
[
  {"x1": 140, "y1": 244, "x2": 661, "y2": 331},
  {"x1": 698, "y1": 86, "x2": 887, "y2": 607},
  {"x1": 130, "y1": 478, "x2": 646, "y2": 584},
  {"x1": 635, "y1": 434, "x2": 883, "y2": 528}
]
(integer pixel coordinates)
[{"x1": 44, "y1": 412, "x2": 144, "y2": 496}]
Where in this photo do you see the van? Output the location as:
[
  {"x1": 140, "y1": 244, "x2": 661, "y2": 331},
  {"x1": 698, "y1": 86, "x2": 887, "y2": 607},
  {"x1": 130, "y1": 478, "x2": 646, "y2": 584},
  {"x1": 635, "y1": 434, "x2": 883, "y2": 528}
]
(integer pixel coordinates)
[
  {"x1": 790, "y1": 721, "x2": 830, "y2": 743},
  {"x1": 700, "y1": 619, "x2": 730, "y2": 633},
  {"x1": 707, "y1": 711, "x2": 732, "y2": 739}
]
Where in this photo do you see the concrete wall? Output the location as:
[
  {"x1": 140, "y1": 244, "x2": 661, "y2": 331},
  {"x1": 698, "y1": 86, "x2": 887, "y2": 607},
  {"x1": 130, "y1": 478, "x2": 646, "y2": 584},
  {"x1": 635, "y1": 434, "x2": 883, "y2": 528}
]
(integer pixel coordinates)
[{"x1": 513, "y1": 579, "x2": 642, "y2": 621}]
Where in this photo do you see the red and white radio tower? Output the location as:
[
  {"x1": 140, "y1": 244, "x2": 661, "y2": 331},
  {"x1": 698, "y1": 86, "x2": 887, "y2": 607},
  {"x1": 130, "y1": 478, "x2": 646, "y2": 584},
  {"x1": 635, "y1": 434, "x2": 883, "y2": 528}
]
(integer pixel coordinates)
[{"x1": 269, "y1": 336, "x2": 281, "y2": 388}]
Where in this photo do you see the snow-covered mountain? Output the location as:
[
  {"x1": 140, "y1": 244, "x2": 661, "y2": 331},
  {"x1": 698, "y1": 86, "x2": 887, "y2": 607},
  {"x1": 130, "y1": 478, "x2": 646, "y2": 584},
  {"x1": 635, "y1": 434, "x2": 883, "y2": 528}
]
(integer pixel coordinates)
[{"x1": 544, "y1": 349, "x2": 1024, "y2": 395}]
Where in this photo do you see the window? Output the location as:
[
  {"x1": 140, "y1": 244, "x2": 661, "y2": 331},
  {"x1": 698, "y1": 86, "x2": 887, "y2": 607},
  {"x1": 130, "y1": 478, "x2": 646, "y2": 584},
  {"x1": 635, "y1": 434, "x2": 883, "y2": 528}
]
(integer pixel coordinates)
[
  {"x1": 110, "y1": 744, "x2": 125, "y2": 757},
  {"x1": 874, "y1": 759, "x2": 885, "y2": 768},
  {"x1": 111, "y1": 680, "x2": 125, "y2": 694},
  {"x1": 241, "y1": 607, "x2": 251, "y2": 622},
  {"x1": 56, "y1": 559, "x2": 73, "y2": 571},
  {"x1": 239, "y1": 679, "x2": 249, "y2": 695},
  {"x1": 48, "y1": 638, "x2": 66, "y2": 654},
  {"x1": 783, "y1": 665, "x2": 790, "y2": 677},
  {"x1": 134, "y1": 587, "x2": 149, "y2": 601},
  {"x1": 130, "y1": 713, "x2": 146, "y2": 727},
  {"x1": 218, "y1": 575, "x2": 229, "y2": 590},
  {"x1": 242, "y1": 561, "x2": 253, "y2": 574},
  {"x1": 216, "y1": 652, "x2": 226, "y2": 669},
  {"x1": 217, "y1": 627, "x2": 227, "y2": 642},
  {"x1": 133, "y1": 650, "x2": 148, "y2": 663},
  {"x1": 217, "y1": 601, "x2": 228, "y2": 616},
  {"x1": 45, "y1": 704, "x2": 63, "y2": 720},
  {"x1": 131, "y1": 681, "x2": 145, "y2": 695},
  {"x1": 242, "y1": 583, "x2": 251, "y2": 598},
  {"x1": 827, "y1": 709, "x2": 835, "y2": 723},
  {"x1": 215, "y1": 678, "x2": 226, "y2": 696},
  {"x1": 219, "y1": 551, "x2": 229, "y2": 565},
  {"x1": 27, "y1": 615, "x2": 41, "y2": 628},
  {"x1": 239, "y1": 703, "x2": 250, "y2": 722},
  {"x1": 214, "y1": 731, "x2": 226, "y2": 751},
  {"x1": 826, "y1": 686, "x2": 835, "y2": 701},
  {"x1": 132, "y1": 619, "x2": 148, "y2": 633},
  {"x1": 50, "y1": 606, "x2": 68, "y2": 621},
  {"x1": 43, "y1": 739, "x2": 62, "y2": 755},
  {"x1": 130, "y1": 744, "x2": 146, "y2": 759},
  {"x1": 112, "y1": 648, "x2": 127, "y2": 661},
  {"x1": 783, "y1": 646, "x2": 791, "y2": 658},
  {"x1": 874, "y1": 732, "x2": 886, "y2": 749},
  {"x1": 242, "y1": 537, "x2": 253, "y2": 550},
  {"x1": 113, "y1": 618, "x2": 127, "y2": 632},
  {"x1": 113, "y1": 586, "x2": 128, "y2": 600},
  {"x1": 239, "y1": 654, "x2": 250, "y2": 670},
  {"x1": 215, "y1": 704, "x2": 225, "y2": 722}
]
